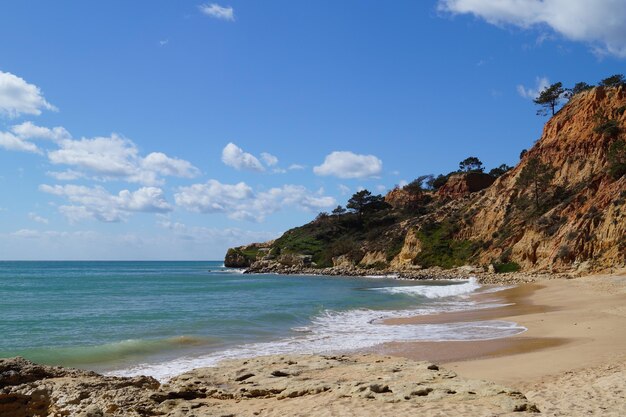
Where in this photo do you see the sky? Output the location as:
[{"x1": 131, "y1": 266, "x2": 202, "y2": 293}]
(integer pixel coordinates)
[{"x1": 1, "y1": 0, "x2": 625, "y2": 260}]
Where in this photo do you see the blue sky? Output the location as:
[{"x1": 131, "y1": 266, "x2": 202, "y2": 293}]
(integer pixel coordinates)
[{"x1": 1, "y1": 0, "x2": 625, "y2": 260}]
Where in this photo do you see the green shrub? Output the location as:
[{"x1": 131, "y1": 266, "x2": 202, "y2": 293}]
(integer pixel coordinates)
[
  {"x1": 414, "y1": 221, "x2": 478, "y2": 269},
  {"x1": 594, "y1": 119, "x2": 620, "y2": 138},
  {"x1": 493, "y1": 262, "x2": 521, "y2": 273},
  {"x1": 608, "y1": 139, "x2": 626, "y2": 179}
]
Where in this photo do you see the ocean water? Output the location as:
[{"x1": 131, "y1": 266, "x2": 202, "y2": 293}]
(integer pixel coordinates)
[{"x1": 0, "y1": 261, "x2": 524, "y2": 380}]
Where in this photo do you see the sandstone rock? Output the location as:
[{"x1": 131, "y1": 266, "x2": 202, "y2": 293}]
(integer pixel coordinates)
[{"x1": 437, "y1": 172, "x2": 495, "y2": 199}]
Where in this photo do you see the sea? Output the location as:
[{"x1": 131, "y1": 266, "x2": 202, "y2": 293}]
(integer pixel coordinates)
[{"x1": 0, "y1": 261, "x2": 524, "y2": 381}]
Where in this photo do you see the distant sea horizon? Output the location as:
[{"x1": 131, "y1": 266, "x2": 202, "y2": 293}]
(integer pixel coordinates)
[{"x1": 0, "y1": 261, "x2": 524, "y2": 381}]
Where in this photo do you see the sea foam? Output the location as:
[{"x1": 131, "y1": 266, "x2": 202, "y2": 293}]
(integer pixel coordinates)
[
  {"x1": 110, "y1": 278, "x2": 524, "y2": 381},
  {"x1": 372, "y1": 277, "x2": 481, "y2": 298}
]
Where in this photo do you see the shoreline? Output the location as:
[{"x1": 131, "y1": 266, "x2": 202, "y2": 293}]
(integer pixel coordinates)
[
  {"x1": 3, "y1": 272, "x2": 626, "y2": 416},
  {"x1": 375, "y1": 273, "x2": 626, "y2": 384}
]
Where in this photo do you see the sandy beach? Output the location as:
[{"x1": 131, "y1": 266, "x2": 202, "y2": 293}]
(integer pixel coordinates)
[
  {"x1": 377, "y1": 272, "x2": 626, "y2": 415},
  {"x1": 3, "y1": 272, "x2": 626, "y2": 416}
]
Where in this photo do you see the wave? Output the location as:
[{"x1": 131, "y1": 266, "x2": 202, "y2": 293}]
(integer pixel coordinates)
[
  {"x1": 110, "y1": 300, "x2": 523, "y2": 381},
  {"x1": 372, "y1": 277, "x2": 481, "y2": 298},
  {"x1": 18, "y1": 335, "x2": 217, "y2": 368},
  {"x1": 210, "y1": 268, "x2": 246, "y2": 274}
]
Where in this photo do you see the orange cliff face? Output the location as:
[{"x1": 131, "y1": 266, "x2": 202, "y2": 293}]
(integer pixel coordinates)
[{"x1": 455, "y1": 86, "x2": 626, "y2": 272}]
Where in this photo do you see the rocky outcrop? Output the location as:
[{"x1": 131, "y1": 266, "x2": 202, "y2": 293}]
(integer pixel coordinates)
[
  {"x1": 390, "y1": 229, "x2": 422, "y2": 269},
  {"x1": 437, "y1": 172, "x2": 496, "y2": 199},
  {"x1": 0, "y1": 355, "x2": 539, "y2": 416},
  {"x1": 359, "y1": 251, "x2": 388, "y2": 268},
  {"x1": 385, "y1": 188, "x2": 430, "y2": 210},
  {"x1": 224, "y1": 241, "x2": 274, "y2": 268}
]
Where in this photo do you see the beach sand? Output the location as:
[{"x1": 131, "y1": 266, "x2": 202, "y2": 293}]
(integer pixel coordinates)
[
  {"x1": 375, "y1": 272, "x2": 626, "y2": 416},
  {"x1": 3, "y1": 273, "x2": 626, "y2": 416}
]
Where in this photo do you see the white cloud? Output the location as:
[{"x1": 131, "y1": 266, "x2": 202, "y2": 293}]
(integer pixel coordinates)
[
  {"x1": 141, "y1": 152, "x2": 200, "y2": 178},
  {"x1": 0, "y1": 131, "x2": 42, "y2": 154},
  {"x1": 338, "y1": 184, "x2": 351, "y2": 195},
  {"x1": 438, "y1": 0, "x2": 626, "y2": 58},
  {"x1": 40, "y1": 184, "x2": 173, "y2": 223},
  {"x1": 221, "y1": 142, "x2": 265, "y2": 172},
  {"x1": 174, "y1": 180, "x2": 253, "y2": 216},
  {"x1": 46, "y1": 170, "x2": 84, "y2": 181},
  {"x1": 11, "y1": 122, "x2": 70, "y2": 142},
  {"x1": 199, "y1": 3, "x2": 235, "y2": 21},
  {"x1": 260, "y1": 152, "x2": 278, "y2": 167},
  {"x1": 288, "y1": 164, "x2": 306, "y2": 171},
  {"x1": 375, "y1": 184, "x2": 387, "y2": 193},
  {"x1": 157, "y1": 218, "x2": 276, "y2": 245},
  {"x1": 28, "y1": 212, "x2": 49, "y2": 224},
  {"x1": 517, "y1": 76, "x2": 550, "y2": 99},
  {"x1": 47, "y1": 134, "x2": 199, "y2": 185},
  {"x1": 175, "y1": 180, "x2": 336, "y2": 221},
  {"x1": 313, "y1": 151, "x2": 383, "y2": 179},
  {"x1": 0, "y1": 71, "x2": 56, "y2": 118}
]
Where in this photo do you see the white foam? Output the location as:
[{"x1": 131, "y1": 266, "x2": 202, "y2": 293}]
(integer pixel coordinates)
[
  {"x1": 108, "y1": 278, "x2": 521, "y2": 382},
  {"x1": 363, "y1": 273, "x2": 400, "y2": 279},
  {"x1": 110, "y1": 303, "x2": 523, "y2": 381},
  {"x1": 216, "y1": 268, "x2": 246, "y2": 274},
  {"x1": 373, "y1": 277, "x2": 481, "y2": 298}
]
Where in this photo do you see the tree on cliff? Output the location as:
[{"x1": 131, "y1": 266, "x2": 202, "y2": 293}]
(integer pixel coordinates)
[
  {"x1": 347, "y1": 190, "x2": 388, "y2": 218},
  {"x1": 516, "y1": 156, "x2": 555, "y2": 211},
  {"x1": 534, "y1": 82, "x2": 565, "y2": 116},
  {"x1": 489, "y1": 164, "x2": 512, "y2": 178},
  {"x1": 608, "y1": 139, "x2": 626, "y2": 179},
  {"x1": 600, "y1": 74, "x2": 625, "y2": 88},
  {"x1": 403, "y1": 175, "x2": 433, "y2": 193},
  {"x1": 459, "y1": 157, "x2": 484, "y2": 173},
  {"x1": 331, "y1": 205, "x2": 347, "y2": 215},
  {"x1": 568, "y1": 82, "x2": 593, "y2": 97}
]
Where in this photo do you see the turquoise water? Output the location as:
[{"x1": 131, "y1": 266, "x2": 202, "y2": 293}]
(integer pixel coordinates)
[{"x1": 0, "y1": 261, "x2": 523, "y2": 379}]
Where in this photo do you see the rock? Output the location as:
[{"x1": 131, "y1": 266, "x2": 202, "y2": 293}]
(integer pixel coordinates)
[{"x1": 436, "y1": 172, "x2": 495, "y2": 199}]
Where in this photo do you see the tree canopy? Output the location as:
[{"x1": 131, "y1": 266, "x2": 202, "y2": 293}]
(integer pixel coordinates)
[
  {"x1": 533, "y1": 82, "x2": 565, "y2": 116},
  {"x1": 600, "y1": 74, "x2": 625, "y2": 88},
  {"x1": 458, "y1": 157, "x2": 484, "y2": 173},
  {"x1": 489, "y1": 164, "x2": 512, "y2": 178},
  {"x1": 569, "y1": 82, "x2": 593, "y2": 97},
  {"x1": 346, "y1": 190, "x2": 388, "y2": 216}
]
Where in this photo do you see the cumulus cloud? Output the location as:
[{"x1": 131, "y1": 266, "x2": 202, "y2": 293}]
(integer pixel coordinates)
[
  {"x1": 40, "y1": 184, "x2": 173, "y2": 223},
  {"x1": 313, "y1": 151, "x2": 383, "y2": 179},
  {"x1": 0, "y1": 71, "x2": 57, "y2": 118},
  {"x1": 260, "y1": 152, "x2": 278, "y2": 167},
  {"x1": 0, "y1": 131, "x2": 42, "y2": 154},
  {"x1": 47, "y1": 134, "x2": 199, "y2": 185},
  {"x1": 288, "y1": 164, "x2": 305, "y2": 171},
  {"x1": 438, "y1": 0, "x2": 626, "y2": 58},
  {"x1": 517, "y1": 76, "x2": 550, "y2": 99},
  {"x1": 221, "y1": 142, "x2": 265, "y2": 172},
  {"x1": 175, "y1": 180, "x2": 336, "y2": 221},
  {"x1": 199, "y1": 3, "x2": 235, "y2": 21},
  {"x1": 11, "y1": 122, "x2": 70, "y2": 141},
  {"x1": 141, "y1": 152, "x2": 200, "y2": 178}
]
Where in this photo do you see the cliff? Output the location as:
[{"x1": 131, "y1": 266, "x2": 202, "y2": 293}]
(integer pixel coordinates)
[{"x1": 226, "y1": 86, "x2": 626, "y2": 274}]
